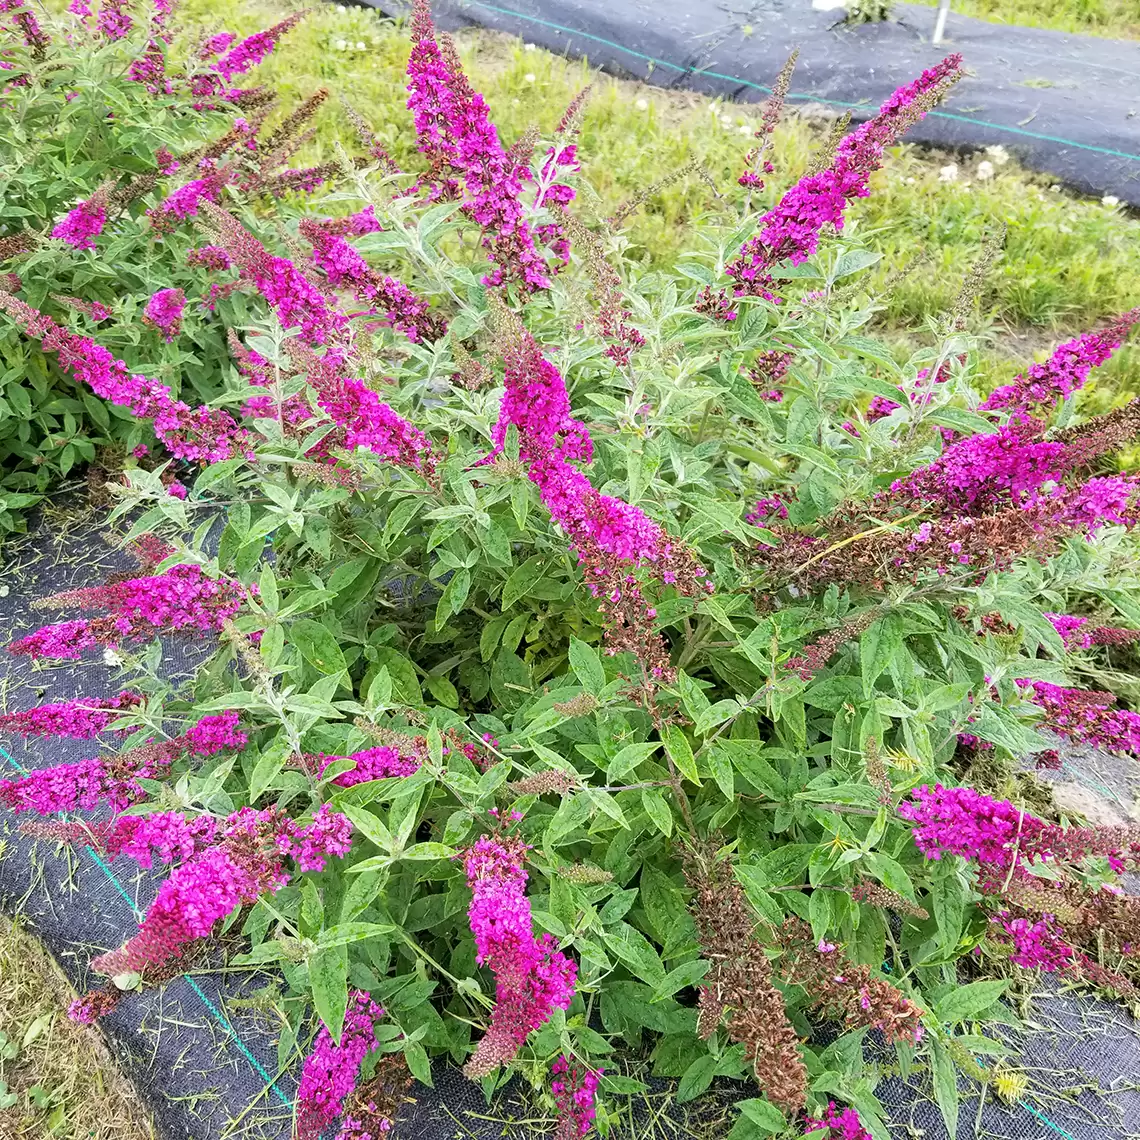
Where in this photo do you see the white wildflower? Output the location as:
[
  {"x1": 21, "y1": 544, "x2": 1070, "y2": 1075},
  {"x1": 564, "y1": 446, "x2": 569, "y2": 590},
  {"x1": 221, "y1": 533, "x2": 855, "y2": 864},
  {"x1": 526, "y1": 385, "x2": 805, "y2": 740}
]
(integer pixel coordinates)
[
  {"x1": 524, "y1": 73, "x2": 536, "y2": 83},
  {"x1": 1102, "y1": 195, "x2": 1120, "y2": 207},
  {"x1": 984, "y1": 145, "x2": 1010, "y2": 166},
  {"x1": 635, "y1": 98, "x2": 648, "y2": 111},
  {"x1": 976, "y1": 160, "x2": 994, "y2": 181},
  {"x1": 938, "y1": 162, "x2": 958, "y2": 183}
]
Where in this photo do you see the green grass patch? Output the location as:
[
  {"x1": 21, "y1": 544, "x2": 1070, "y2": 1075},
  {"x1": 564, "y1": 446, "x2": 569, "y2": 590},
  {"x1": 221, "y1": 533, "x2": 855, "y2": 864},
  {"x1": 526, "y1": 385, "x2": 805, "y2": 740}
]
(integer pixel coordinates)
[{"x1": 911, "y1": 0, "x2": 1139, "y2": 40}]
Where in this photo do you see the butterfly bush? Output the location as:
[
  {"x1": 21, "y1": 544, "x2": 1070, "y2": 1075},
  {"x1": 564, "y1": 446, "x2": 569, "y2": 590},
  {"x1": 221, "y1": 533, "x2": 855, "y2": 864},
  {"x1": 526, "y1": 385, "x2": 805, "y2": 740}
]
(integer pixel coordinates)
[{"x1": 6, "y1": 4, "x2": 1140, "y2": 1137}]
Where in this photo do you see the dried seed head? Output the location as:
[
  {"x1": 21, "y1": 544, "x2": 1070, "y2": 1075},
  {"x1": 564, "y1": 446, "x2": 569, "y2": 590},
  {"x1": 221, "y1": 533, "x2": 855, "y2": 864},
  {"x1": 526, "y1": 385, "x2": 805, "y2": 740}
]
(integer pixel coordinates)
[
  {"x1": 504, "y1": 125, "x2": 540, "y2": 170},
  {"x1": 508, "y1": 769, "x2": 580, "y2": 796},
  {"x1": 806, "y1": 111, "x2": 851, "y2": 176},
  {"x1": 552, "y1": 692, "x2": 599, "y2": 718},
  {"x1": 951, "y1": 222, "x2": 1006, "y2": 331},
  {"x1": 558, "y1": 863, "x2": 613, "y2": 885},
  {"x1": 556, "y1": 85, "x2": 592, "y2": 136},
  {"x1": 451, "y1": 341, "x2": 493, "y2": 390},
  {"x1": 609, "y1": 159, "x2": 699, "y2": 230},
  {"x1": 851, "y1": 879, "x2": 928, "y2": 920},
  {"x1": 223, "y1": 619, "x2": 271, "y2": 686},
  {"x1": 683, "y1": 844, "x2": 809, "y2": 1112}
]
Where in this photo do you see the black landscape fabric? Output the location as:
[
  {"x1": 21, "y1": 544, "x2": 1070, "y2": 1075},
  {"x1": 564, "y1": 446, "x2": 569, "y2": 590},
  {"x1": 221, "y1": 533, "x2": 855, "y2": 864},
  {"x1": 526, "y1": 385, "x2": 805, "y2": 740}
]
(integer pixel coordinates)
[{"x1": 363, "y1": 0, "x2": 1140, "y2": 206}]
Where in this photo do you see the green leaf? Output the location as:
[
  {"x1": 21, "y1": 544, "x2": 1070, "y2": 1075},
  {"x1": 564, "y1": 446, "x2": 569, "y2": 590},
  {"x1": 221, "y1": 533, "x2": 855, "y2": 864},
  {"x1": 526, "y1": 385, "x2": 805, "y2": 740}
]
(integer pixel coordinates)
[
  {"x1": 641, "y1": 788, "x2": 673, "y2": 836},
  {"x1": 652, "y1": 960, "x2": 710, "y2": 1001},
  {"x1": 501, "y1": 556, "x2": 546, "y2": 610},
  {"x1": 247, "y1": 738, "x2": 288, "y2": 805},
  {"x1": 401, "y1": 842, "x2": 457, "y2": 861},
  {"x1": 342, "y1": 804, "x2": 393, "y2": 852},
  {"x1": 404, "y1": 1040, "x2": 432, "y2": 1086},
  {"x1": 708, "y1": 745, "x2": 735, "y2": 800},
  {"x1": 603, "y1": 924, "x2": 666, "y2": 985},
  {"x1": 796, "y1": 783, "x2": 883, "y2": 808},
  {"x1": 606, "y1": 741, "x2": 660, "y2": 783},
  {"x1": 928, "y1": 406, "x2": 997, "y2": 436},
  {"x1": 662, "y1": 724, "x2": 700, "y2": 785},
  {"x1": 367, "y1": 649, "x2": 423, "y2": 706},
  {"x1": 586, "y1": 788, "x2": 630, "y2": 828},
  {"x1": 598, "y1": 889, "x2": 638, "y2": 926},
  {"x1": 753, "y1": 844, "x2": 814, "y2": 886},
  {"x1": 309, "y1": 944, "x2": 349, "y2": 1044},
  {"x1": 932, "y1": 866, "x2": 966, "y2": 954},
  {"x1": 491, "y1": 649, "x2": 532, "y2": 711},
  {"x1": 935, "y1": 980, "x2": 1009, "y2": 1023},
  {"x1": 832, "y1": 248, "x2": 883, "y2": 280},
  {"x1": 677, "y1": 1054, "x2": 718, "y2": 1102},
  {"x1": 568, "y1": 637, "x2": 605, "y2": 694},
  {"x1": 785, "y1": 396, "x2": 821, "y2": 445},
  {"x1": 733, "y1": 865, "x2": 784, "y2": 924},
  {"x1": 318, "y1": 922, "x2": 393, "y2": 948},
  {"x1": 736, "y1": 1098, "x2": 787, "y2": 1135},
  {"x1": 930, "y1": 1038, "x2": 960, "y2": 1138},
  {"x1": 861, "y1": 613, "x2": 901, "y2": 698},
  {"x1": 292, "y1": 618, "x2": 348, "y2": 676}
]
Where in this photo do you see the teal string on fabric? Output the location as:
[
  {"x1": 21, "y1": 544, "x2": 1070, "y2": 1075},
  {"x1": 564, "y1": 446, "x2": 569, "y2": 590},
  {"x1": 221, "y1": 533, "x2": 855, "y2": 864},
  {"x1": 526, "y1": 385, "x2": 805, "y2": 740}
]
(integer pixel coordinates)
[{"x1": 183, "y1": 975, "x2": 294, "y2": 1107}]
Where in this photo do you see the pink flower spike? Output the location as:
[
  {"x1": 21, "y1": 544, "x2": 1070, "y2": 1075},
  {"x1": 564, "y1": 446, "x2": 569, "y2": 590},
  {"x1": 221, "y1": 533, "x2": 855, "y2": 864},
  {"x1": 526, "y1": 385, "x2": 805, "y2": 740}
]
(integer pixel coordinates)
[
  {"x1": 52, "y1": 195, "x2": 107, "y2": 251},
  {"x1": 461, "y1": 833, "x2": 576, "y2": 1077},
  {"x1": 295, "y1": 991, "x2": 386, "y2": 1140},
  {"x1": 0, "y1": 691, "x2": 142, "y2": 739}
]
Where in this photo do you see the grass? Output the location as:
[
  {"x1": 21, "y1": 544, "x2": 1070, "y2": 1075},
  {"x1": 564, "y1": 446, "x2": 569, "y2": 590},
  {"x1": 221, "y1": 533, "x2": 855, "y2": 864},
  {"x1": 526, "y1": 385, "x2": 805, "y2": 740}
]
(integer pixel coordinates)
[
  {"x1": 911, "y1": 0, "x2": 1140, "y2": 39},
  {"x1": 181, "y1": 0, "x2": 1140, "y2": 410},
  {"x1": 0, "y1": 915, "x2": 154, "y2": 1140}
]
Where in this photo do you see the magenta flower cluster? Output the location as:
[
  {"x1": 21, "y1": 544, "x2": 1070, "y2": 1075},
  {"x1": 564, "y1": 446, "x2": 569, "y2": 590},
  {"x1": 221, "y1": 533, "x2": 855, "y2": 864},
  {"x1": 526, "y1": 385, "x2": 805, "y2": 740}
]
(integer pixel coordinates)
[
  {"x1": 1045, "y1": 614, "x2": 1140, "y2": 651},
  {"x1": 981, "y1": 308, "x2": 1140, "y2": 415},
  {"x1": 497, "y1": 324, "x2": 710, "y2": 595},
  {"x1": 0, "y1": 293, "x2": 250, "y2": 465},
  {"x1": 900, "y1": 783, "x2": 1047, "y2": 869},
  {"x1": 52, "y1": 195, "x2": 107, "y2": 251},
  {"x1": 1018, "y1": 679, "x2": 1140, "y2": 756},
  {"x1": 992, "y1": 911, "x2": 1074, "y2": 972},
  {"x1": 212, "y1": 13, "x2": 302, "y2": 82},
  {"x1": 803, "y1": 1101, "x2": 872, "y2": 1140},
  {"x1": 891, "y1": 419, "x2": 1068, "y2": 514},
  {"x1": 551, "y1": 1054, "x2": 602, "y2": 1140},
  {"x1": 295, "y1": 990, "x2": 386, "y2": 1140},
  {"x1": 28, "y1": 811, "x2": 221, "y2": 869},
  {"x1": 726, "y1": 56, "x2": 961, "y2": 303},
  {"x1": 462, "y1": 832, "x2": 576, "y2": 1076},
  {"x1": 0, "y1": 751, "x2": 163, "y2": 815},
  {"x1": 184, "y1": 711, "x2": 248, "y2": 755},
  {"x1": 9, "y1": 564, "x2": 247, "y2": 660},
  {"x1": 91, "y1": 804, "x2": 351, "y2": 978},
  {"x1": 143, "y1": 287, "x2": 186, "y2": 341},
  {"x1": 300, "y1": 219, "x2": 441, "y2": 343},
  {"x1": 406, "y1": 1, "x2": 551, "y2": 290},
  {"x1": 316, "y1": 746, "x2": 422, "y2": 788},
  {"x1": 0, "y1": 712, "x2": 248, "y2": 816},
  {"x1": 0, "y1": 690, "x2": 141, "y2": 739}
]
